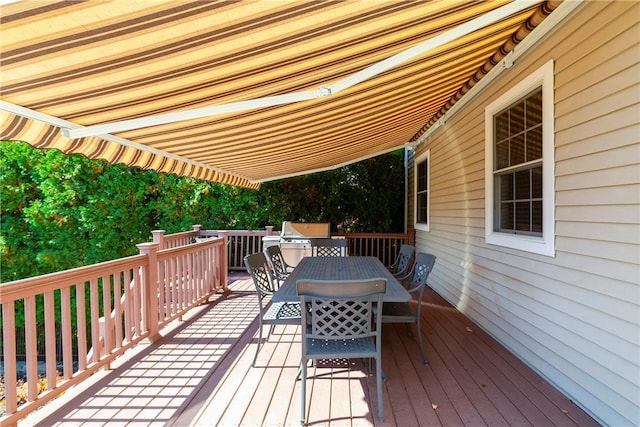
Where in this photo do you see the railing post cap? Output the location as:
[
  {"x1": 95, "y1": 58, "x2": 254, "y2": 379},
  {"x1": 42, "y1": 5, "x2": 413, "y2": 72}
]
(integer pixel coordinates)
[{"x1": 137, "y1": 242, "x2": 160, "y2": 252}]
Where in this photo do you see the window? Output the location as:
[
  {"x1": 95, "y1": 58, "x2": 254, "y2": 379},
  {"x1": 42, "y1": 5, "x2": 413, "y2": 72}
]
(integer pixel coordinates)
[
  {"x1": 414, "y1": 150, "x2": 430, "y2": 231},
  {"x1": 485, "y1": 60, "x2": 555, "y2": 256}
]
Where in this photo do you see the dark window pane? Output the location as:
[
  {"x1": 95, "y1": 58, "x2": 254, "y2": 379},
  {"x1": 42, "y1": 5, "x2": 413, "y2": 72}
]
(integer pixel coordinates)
[
  {"x1": 417, "y1": 161, "x2": 427, "y2": 192},
  {"x1": 515, "y1": 201, "x2": 531, "y2": 231},
  {"x1": 499, "y1": 174, "x2": 513, "y2": 201},
  {"x1": 515, "y1": 169, "x2": 530, "y2": 200},
  {"x1": 510, "y1": 134, "x2": 525, "y2": 165},
  {"x1": 496, "y1": 141, "x2": 509, "y2": 169},
  {"x1": 417, "y1": 192, "x2": 427, "y2": 223},
  {"x1": 500, "y1": 202, "x2": 514, "y2": 230},
  {"x1": 532, "y1": 166, "x2": 543, "y2": 199},
  {"x1": 526, "y1": 126, "x2": 543, "y2": 161},
  {"x1": 510, "y1": 101, "x2": 525, "y2": 134},
  {"x1": 532, "y1": 201, "x2": 543, "y2": 233},
  {"x1": 526, "y1": 89, "x2": 543, "y2": 128},
  {"x1": 495, "y1": 112, "x2": 509, "y2": 142}
]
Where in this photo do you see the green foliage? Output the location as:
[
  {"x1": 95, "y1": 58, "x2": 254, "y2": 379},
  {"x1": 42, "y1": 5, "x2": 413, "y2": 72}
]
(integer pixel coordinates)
[
  {"x1": 259, "y1": 150, "x2": 406, "y2": 232},
  {"x1": 1, "y1": 141, "x2": 404, "y2": 281}
]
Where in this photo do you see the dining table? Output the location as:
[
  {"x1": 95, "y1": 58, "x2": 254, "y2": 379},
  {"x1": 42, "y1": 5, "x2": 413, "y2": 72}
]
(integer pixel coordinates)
[{"x1": 272, "y1": 256, "x2": 411, "y2": 303}]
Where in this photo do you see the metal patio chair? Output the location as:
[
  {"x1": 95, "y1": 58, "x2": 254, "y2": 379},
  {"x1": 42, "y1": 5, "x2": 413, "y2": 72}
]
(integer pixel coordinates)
[
  {"x1": 387, "y1": 244, "x2": 415, "y2": 280},
  {"x1": 263, "y1": 245, "x2": 294, "y2": 286},
  {"x1": 297, "y1": 278, "x2": 386, "y2": 424},
  {"x1": 379, "y1": 252, "x2": 436, "y2": 365},
  {"x1": 244, "y1": 252, "x2": 301, "y2": 367},
  {"x1": 310, "y1": 238, "x2": 347, "y2": 257}
]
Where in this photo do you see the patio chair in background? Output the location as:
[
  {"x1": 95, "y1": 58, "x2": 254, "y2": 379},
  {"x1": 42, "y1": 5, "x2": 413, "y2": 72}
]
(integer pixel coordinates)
[
  {"x1": 379, "y1": 252, "x2": 436, "y2": 365},
  {"x1": 244, "y1": 252, "x2": 302, "y2": 367},
  {"x1": 310, "y1": 238, "x2": 347, "y2": 257},
  {"x1": 297, "y1": 278, "x2": 386, "y2": 424},
  {"x1": 387, "y1": 244, "x2": 415, "y2": 280},
  {"x1": 264, "y1": 245, "x2": 294, "y2": 286}
]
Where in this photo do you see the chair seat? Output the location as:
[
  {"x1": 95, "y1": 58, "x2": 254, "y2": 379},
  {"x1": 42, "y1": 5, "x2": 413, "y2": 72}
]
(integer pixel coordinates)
[
  {"x1": 263, "y1": 301, "x2": 302, "y2": 324},
  {"x1": 380, "y1": 302, "x2": 416, "y2": 323},
  {"x1": 305, "y1": 336, "x2": 376, "y2": 359}
]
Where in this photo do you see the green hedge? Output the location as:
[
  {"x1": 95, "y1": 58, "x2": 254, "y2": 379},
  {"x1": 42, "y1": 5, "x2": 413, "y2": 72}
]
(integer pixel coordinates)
[{"x1": 1, "y1": 140, "x2": 405, "y2": 283}]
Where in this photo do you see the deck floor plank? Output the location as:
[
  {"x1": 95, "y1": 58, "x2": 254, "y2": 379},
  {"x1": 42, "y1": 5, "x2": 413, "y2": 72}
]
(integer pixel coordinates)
[
  {"x1": 423, "y1": 297, "x2": 524, "y2": 426},
  {"x1": 26, "y1": 273, "x2": 601, "y2": 427},
  {"x1": 262, "y1": 326, "x2": 301, "y2": 427},
  {"x1": 424, "y1": 289, "x2": 568, "y2": 426}
]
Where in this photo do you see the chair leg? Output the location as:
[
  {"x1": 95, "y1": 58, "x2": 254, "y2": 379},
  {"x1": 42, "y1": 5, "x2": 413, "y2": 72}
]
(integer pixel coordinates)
[
  {"x1": 376, "y1": 355, "x2": 383, "y2": 421},
  {"x1": 415, "y1": 320, "x2": 429, "y2": 366},
  {"x1": 365, "y1": 357, "x2": 387, "y2": 380},
  {"x1": 252, "y1": 321, "x2": 264, "y2": 367},
  {"x1": 300, "y1": 361, "x2": 307, "y2": 425}
]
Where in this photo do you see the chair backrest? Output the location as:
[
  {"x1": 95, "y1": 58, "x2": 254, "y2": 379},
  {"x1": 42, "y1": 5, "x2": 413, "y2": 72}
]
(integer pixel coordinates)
[
  {"x1": 244, "y1": 252, "x2": 277, "y2": 303},
  {"x1": 263, "y1": 245, "x2": 289, "y2": 278},
  {"x1": 297, "y1": 279, "x2": 386, "y2": 340},
  {"x1": 406, "y1": 252, "x2": 436, "y2": 297},
  {"x1": 310, "y1": 238, "x2": 348, "y2": 257},
  {"x1": 392, "y1": 244, "x2": 415, "y2": 276}
]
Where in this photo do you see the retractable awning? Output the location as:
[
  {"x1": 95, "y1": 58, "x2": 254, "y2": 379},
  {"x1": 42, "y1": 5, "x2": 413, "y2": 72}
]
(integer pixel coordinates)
[{"x1": 1, "y1": 0, "x2": 560, "y2": 189}]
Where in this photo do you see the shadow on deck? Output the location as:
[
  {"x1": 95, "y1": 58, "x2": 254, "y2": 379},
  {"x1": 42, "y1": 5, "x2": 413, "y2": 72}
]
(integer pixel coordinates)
[{"x1": 24, "y1": 273, "x2": 600, "y2": 427}]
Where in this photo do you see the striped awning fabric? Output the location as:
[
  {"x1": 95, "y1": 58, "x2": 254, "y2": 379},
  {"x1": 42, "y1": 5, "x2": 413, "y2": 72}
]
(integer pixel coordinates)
[{"x1": 0, "y1": 1, "x2": 558, "y2": 189}]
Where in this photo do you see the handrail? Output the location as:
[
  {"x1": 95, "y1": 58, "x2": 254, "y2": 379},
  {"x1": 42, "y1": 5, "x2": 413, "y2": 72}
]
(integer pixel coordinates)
[{"x1": 0, "y1": 234, "x2": 228, "y2": 426}]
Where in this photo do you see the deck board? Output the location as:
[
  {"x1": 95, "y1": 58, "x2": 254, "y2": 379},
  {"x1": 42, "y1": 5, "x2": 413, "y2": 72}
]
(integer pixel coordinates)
[{"x1": 26, "y1": 273, "x2": 601, "y2": 427}]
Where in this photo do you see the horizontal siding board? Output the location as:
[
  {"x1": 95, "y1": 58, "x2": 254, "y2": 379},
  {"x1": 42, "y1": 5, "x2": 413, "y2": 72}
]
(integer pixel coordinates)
[
  {"x1": 556, "y1": 163, "x2": 640, "y2": 191},
  {"x1": 556, "y1": 121, "x2": 639, "y2": 158},
  {"x1": 556, "y1": 63, "x2": 640, "y2": 129},
  {"x1": 556, "y1": 144, "x2": 640, "y2": 178},
  {"x1": 557, "y1": 83, "x2": 640, "y2": 135},
  {"x1": 556, "y1": 203, "x2": 639, "y2": 224},
  {"x1": 556, "y1": 220, "x2": 640, "y2": 245},
  {"x1": 556, "y1": 30, "x2": 639, "y2": 105},
  {"x1": 556, "y1": 183, "x2": 640, "y2": 206},
  {"x1": 556, "y1": 236, "x2": 639, "y2": 264},
  {"x1": 556, "y1": 103, "x2": 640, "y2": 143},
  {"x1": 552, "y1": 1, "x2": 635, "y2": 74},
  {"x1": 431, "y1": 148, "x2": 484, "y2": 184}
]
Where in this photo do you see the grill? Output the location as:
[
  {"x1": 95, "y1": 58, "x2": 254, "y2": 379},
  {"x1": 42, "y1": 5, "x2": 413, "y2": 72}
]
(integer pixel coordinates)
[{"x1": 263, "y1": 221, "x2": 331, "y2": 267}]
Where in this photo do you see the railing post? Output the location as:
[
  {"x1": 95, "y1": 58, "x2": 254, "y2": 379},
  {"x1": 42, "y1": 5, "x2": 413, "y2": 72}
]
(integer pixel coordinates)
[
  {"x1": 151, "y1": 230, "x2": 165, "y2": 249},
  {"x1": 217, "y1": 230, "x2": 230, "y2": 291},
  {"x1": 265, "y1": 225, "x2": 274, "y2": 235},
  {"x1": 408, "y1": 229, "x2": 416, "y2": 245},
  {"x1": 137, "y1": 242, "x2": 161, "y2": 342},
  {"x1": 193, "y1": 224, "x2": 202, "y2": 237}
]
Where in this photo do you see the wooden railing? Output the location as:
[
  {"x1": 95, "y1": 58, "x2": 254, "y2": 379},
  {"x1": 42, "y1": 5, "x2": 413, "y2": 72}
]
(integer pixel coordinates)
[
  {"x1": 150, "y1": 227, "x2": 414, "y2": 270},
  {"x1": 0, "y1": 226, "x2": 412, "y2": 425},
  {"x1": 0, "y1": 234, "x2": 228, "y2": 426},
  {"x1": 344, "y1": 232, "x2": 415, "y2": 266}
]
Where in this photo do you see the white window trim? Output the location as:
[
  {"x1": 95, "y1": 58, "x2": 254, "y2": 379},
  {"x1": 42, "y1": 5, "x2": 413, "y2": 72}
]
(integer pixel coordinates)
[
  {"x1": 414, "y1": 149, "x2": 430, "y2": 232},
  {"x1": 484, "y1": 60, "x2": 555, "y2": 257}
]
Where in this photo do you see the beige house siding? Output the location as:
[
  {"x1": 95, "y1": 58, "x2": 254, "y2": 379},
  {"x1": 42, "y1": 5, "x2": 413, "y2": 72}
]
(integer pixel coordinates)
[{"x1": 409, "y1": 2, "x2": 639, "y2": 426}]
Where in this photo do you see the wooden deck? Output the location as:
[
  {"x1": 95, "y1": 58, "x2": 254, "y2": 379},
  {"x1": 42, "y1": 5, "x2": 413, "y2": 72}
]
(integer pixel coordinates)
[{"x1": 26, "y1": 273, "x2": 600, "y2": 427}]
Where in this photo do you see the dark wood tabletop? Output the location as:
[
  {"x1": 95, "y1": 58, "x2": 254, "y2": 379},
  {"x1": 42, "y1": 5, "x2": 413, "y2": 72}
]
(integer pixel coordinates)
[{"x1": 272, "y1": 256, "x2": 410, "y2": 303}]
